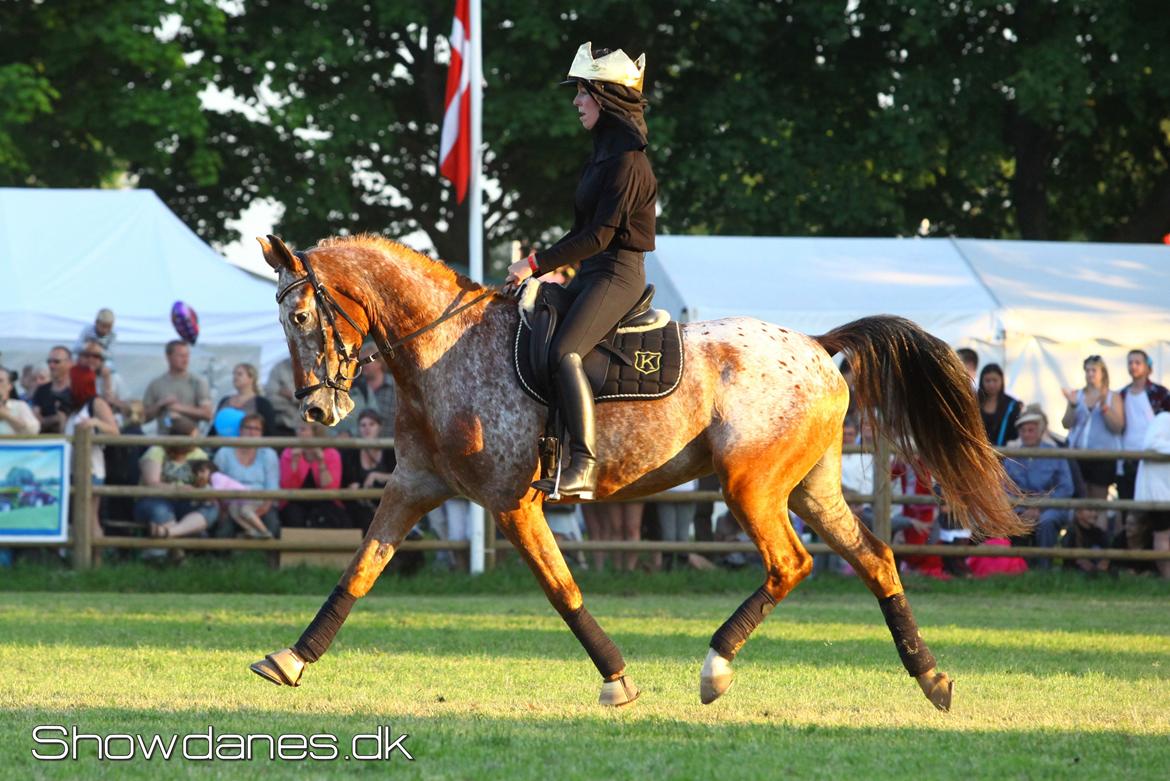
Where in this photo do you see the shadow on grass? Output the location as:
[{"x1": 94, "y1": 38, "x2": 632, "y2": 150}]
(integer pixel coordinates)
[{"x1": 0, "y1": 705, "x2": 1166, "y2": 781}]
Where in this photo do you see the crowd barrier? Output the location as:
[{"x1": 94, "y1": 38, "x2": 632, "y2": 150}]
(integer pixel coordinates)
[{"x1": 3, "y1": 429, "x2": 1169, "y2": 570}]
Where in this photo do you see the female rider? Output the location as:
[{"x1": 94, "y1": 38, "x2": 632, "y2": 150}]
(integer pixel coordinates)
[{"x1": 505, "y1": 42, "x2": 657, "y2": 500}]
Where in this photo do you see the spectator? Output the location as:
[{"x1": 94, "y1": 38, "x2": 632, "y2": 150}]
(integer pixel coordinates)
[
  {"x1": 580, "y1": 503, "x2": 613, "y2": 572},
  {"x1": 341, "y1": 409, "x2": 396, "y2": 534},
  {"x1": 956, "y1": 347, "x2": 979, "y2": 391},
  {"x1": 210, "y1": 362, "x2": 277, "y2": 436},
  {"x1": 1117, "y1": 349, "x2": 1169, "y2": 554},
  {"x1": 279, "y1": 421, "x2": 347, "y2": 528},
  {"x1": 1061, "y1": 355, "x2": 1125, "y2": 554},
  {"x1": 264, "y1": 357, "x2": 299, "y2": 437},
  {"x1": 31, "y1": 346, "x2": 74, "y2": 433},
  {"x1": 18, "y1": 364, "x2": 47, "y2": 404},
  {"x1": 142, "y1": 340, "x2": 213, "y2": 434},
  {"x1": 76, "y1": 340, "x2": 127, "y2": 417},
  {"x1": 212, "y1": 413, "x2": 280, "y2": 538},
  {"x1": 73, "y1": 308, "x2": 117, "y2": 368},
  {"x1": 427, "y1": 498, "x2": 473, "y2": 571},
  {"x1": 134, "y1": 417, "x2": 218, "y2": 539},
  {"x1": 1134, "y1": 410, "x2": 1170, "y2": 579},
  {"x1": 63, "y1": 365, "x2": 119, "y2": 543},
  {"x1": 841, "y1": 417, "x2": 927, "y2": 539},
  {"x1": 656, "y1": 478, "x2": 697, "y2": 571},
  {"x1": 1004, "y1": 404, "x2": 1075, "y2": 566},
  {"x1": 978, "y1": 363, "x2": 1023, "y2": 446},
  {"x1": 358, "y1": 350, "x2": 398, "y2": 437},
  {"x1": 0, "y1": 367, "x2": 40, "y2": 435},
  {"x1": 190, "y1": 460, "x2": 273, "y2": 539}
]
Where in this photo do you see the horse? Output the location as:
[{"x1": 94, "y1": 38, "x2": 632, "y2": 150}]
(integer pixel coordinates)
[{"x1": 249, "y1": 233, "x2": 1026, "y2": 710}]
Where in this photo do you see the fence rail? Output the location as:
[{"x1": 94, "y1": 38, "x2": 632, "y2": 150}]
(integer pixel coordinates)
[{"x1": 3, "y1": 429, "x2": 1169, "y2": 569}]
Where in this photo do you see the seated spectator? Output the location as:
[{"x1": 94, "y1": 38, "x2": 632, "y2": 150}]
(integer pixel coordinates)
[
  {"x1": 0, "y1": 367, "x2": 40, "y2": 435},
  {"x1": 190, "y1": 460, "x2": 273, "y2": 539},
  {"x1": 1135, "y1": 410, "x2": 1170, "y2": 579},
  {"x1": 656, "y1": 478, "x2": 697, "y2": 571},
  {"x1": 264, "y1": 358, "x2": 299, "y2": 437},
  {"x1": 841, "y1": 417, "x2": 926, "y2": 539},
  {"x1": 73, "y1": 308, "x2": 117, "y2": 369},
  {"x1": 63, "y1": 366, "x2": 119, "y2": 543},
  {"x1": 978, "y1": 363, "x2": 1023, "y2": 446},
  {"x1": 134, "y1": 417, "x2": 218, "y2": 539},
  {"x1": 76, "y1": 340, "x2": 127, "y2": 417},
  {"x1": 18, "y1": 364, "x2": 48, "y2": 404},
  {"x1": 213, "y1": 413, "x2": 280, "y2": 538},
  {"x1": 1004, "y1": 404, "x2": 1075, "y2": 566},
  {"x1": 341, "y1": 409, "x2": 396, "y2": 534},
  {"x1": 31, "y1": 346, "x2": 74, "y2": 433},
  {"x1": 279, "y1": 421, "x2": 347, "y2": 528},
  {"x1": 142, "y1": 340, "x2": 212, "y2": 434},
  {"x1": 210, "y1": 362, "x2": 276, "y2": 436}
]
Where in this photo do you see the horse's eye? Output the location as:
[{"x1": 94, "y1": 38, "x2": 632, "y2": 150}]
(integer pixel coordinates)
[{"x1": 293, "y1": 311, "x2": 311, "y2": 327}]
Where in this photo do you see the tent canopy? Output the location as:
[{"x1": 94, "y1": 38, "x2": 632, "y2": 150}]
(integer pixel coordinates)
[
  {"x1": 0, "y1": 188, "x2": 286, "y2": 397},
  {"x1": 646, "y1": 236, "x2": 1170, "y2": 433}
]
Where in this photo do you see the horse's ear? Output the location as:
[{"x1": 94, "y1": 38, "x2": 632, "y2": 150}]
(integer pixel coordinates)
[{"x1": 257, "y1": 235, "x2": 303, "y2": 274}]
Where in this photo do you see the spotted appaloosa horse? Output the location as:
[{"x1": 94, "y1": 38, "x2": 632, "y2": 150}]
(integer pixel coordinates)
[{"x1": 249, "y1": 234, "x2": 1025, "y2": 711}]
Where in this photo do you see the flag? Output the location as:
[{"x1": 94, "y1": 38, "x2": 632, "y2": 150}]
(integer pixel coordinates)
[{"x1": 439, "y1": 0, "x2": 471, "y2": 203}]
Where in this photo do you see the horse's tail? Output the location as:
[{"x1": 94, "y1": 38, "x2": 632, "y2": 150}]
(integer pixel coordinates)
[{"x1": 815, "y1": 315, "x2": 1027, "y2": 538}]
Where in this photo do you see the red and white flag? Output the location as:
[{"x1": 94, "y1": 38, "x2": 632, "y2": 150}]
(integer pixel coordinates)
[{"x1": 439, "y1": 0, "x2": 471, "y2": 203}]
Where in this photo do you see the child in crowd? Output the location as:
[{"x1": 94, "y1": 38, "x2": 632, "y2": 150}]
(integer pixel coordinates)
[
  {"x1": 74, "y1": 308, "x2": 118, "y2": 369},
  {"x1": 189, "y1": 460, "x2": 273, "y2": 539}
]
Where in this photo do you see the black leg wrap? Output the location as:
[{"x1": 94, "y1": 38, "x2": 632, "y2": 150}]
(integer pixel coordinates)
[
  {"x1": 710, "y1": 586, "x2": 777, "y2": 661},
  {"x1": 563, "y1": 606, "x2": 625, "y2": 680},
  {"x1": 293, "y1": 586, "x2": 357, "y2": 663},
  {"x1": 879, "y1": 592, "x2": 937, "y2": 677}
]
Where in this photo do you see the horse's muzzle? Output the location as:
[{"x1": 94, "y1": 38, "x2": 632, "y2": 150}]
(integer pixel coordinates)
[{"x1": 300, "y1": 388, "x2": 353, "y2": 427}]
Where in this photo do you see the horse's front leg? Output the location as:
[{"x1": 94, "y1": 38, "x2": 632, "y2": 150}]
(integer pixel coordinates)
[
  {"x1": 250, "y1": 471, "x2": 450, "y2": 687},
  {"x1": 496, "y1": 499, "x2": 639, "y2": 707}
]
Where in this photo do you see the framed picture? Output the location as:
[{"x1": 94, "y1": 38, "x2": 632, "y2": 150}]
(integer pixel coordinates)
[{"x1": 0, "y1": 439, "x2": 72, "y2": 544}]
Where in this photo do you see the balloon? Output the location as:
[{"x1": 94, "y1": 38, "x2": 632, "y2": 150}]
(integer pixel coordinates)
[
  {"x1": 213, "y1": 407, "x2": 246, "y2": 438},
  {"x1": 171, "y1": 301, "x2": 199, "y2": 345}
]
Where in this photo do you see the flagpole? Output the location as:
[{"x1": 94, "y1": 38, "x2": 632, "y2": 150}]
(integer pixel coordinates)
[{"x1": 467, "y1": 0, "x2": 486, "y2": 575}]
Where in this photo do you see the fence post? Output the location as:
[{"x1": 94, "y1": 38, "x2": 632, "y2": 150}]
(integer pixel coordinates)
[
  {"x1": 872, "y1": 435, "x2": 892, "y2": 543},
  {"x1": 71, "y1": 427, "x2": 94, "y2": 570}
]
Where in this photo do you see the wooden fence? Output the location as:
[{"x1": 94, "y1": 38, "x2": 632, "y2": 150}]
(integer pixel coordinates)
[{"x1": 3, "y1": 429, "x2": 1170, "y2": 570}]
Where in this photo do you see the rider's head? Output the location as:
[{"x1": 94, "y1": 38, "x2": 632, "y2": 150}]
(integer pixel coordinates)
[{"x1": 561, "y1": 43, "x2": 649, "y2": 145}]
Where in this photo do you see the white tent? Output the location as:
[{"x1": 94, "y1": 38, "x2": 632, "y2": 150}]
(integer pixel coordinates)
[
  {"x1": 646, "y1": 236, "x2": 1170, "y2": 434},
  {"x1": 0, "y1": 188, "x2": 286, "y2": 401}
]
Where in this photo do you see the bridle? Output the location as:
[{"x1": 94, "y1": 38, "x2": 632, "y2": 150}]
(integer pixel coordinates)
[{"x1": 275, "y1": 249, "x2": 496, "y2": 401}]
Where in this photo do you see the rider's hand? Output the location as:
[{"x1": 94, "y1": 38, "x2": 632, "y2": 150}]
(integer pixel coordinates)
[{"x1": 504, "y1": 252, "x2": 537, "y2": 293}]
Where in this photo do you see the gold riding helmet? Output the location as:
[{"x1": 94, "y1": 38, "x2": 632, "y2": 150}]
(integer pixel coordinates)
[{"x1": 560, "y1": 42, "x2": 646, "y2": 93}]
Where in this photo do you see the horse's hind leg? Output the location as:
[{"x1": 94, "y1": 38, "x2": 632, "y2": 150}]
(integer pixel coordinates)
[
  {"x1": 701, "y1": 472, "x2": 812, "y2": 704},
  {"x1": 496, "y1": 500, "x2": 638, "y2": 707},
  {"x1": 789, "y1": 451, "x2": 954, "y2": 712}
]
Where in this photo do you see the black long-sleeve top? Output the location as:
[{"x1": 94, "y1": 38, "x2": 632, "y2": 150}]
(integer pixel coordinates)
[{"x1": 534, "y1": 117, "x2": 657, "y2": 275}]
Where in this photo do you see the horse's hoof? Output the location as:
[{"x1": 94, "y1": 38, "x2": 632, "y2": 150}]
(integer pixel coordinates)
[
  {"x1": 700, "y1": 648, "x2": 733, "y2": 704},
  {"x1": 599, "y1": 675, "x2": 640, "y2": 707},
  {"x1": 250, "y1": 647, "x2": 305, "y2": 687},
  {"x1": 916, "y1": 668, "x2": 953, "y2": 712}
]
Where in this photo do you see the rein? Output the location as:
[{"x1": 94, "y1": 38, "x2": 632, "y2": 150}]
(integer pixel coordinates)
[{"x1": 276, "y1": 249, "x2": 497, "y2": 401}]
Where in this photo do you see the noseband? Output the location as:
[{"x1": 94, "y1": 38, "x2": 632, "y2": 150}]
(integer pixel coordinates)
[{"x1": 275, "y1": 249, "x2": 497, "y2": 402}]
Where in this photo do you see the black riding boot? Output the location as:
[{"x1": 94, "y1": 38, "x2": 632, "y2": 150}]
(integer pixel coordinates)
[{"x1": 533, "y1": 353, "x2": 598, "y2": 500}]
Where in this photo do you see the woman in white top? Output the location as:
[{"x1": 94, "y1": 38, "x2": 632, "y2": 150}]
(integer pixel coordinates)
[
  {"x1": 0, "y1": 368, "x2": 40, "y2": 435},
  {"x1": 1134, "y1": 411, "x2": 1170, "y2": 579}
]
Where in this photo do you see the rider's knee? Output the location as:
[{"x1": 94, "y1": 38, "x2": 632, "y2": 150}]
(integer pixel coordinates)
[{"x1": 553, "y1": 351, "x2": 584, "y2": 373}]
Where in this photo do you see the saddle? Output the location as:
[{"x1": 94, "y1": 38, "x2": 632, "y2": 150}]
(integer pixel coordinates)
[{"x1": 513, "y1": 279, "x2": 684, "y2": 406}]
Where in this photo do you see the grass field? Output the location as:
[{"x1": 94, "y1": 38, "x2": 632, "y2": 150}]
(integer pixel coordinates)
[{"x1": 1, "y1": 564, "x2": 1168, "y2": 779}]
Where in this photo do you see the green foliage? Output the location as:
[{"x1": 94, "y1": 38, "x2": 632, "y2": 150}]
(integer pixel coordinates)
[{"x1": 1, "y1": 0, "x2": 1168, "y2": 262}]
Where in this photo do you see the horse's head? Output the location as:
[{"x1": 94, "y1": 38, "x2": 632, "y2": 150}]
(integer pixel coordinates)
[{"x1": 259, "y1": 235, "x2": 368, "y2": 427}]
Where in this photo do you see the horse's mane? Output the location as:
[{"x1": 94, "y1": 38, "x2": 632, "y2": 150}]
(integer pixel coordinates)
[{"x1": 316, "y1": 233, "x2": 506, "y2": 301}]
